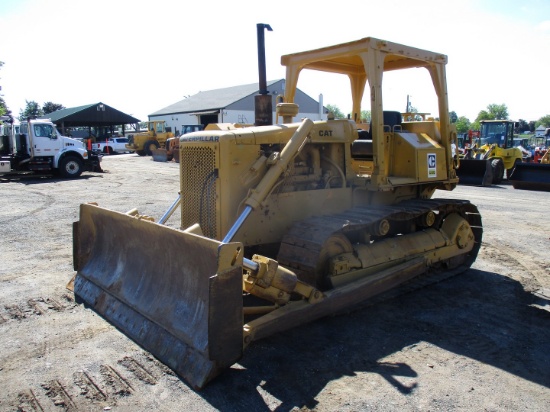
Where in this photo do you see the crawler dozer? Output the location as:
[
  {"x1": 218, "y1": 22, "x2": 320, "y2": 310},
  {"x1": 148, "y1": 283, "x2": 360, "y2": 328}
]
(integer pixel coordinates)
[{"x1": 72, "y1": 36, "x2": 483, "y2": 389}]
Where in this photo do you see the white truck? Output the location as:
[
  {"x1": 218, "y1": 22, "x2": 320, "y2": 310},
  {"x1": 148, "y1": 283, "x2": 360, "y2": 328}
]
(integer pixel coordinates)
[
  {"x1": 0, "y1": 117, "x2": 102, "y2": 178},
  {"x1": 91, "y1": 137, "x2": 130, "y2": 154}
]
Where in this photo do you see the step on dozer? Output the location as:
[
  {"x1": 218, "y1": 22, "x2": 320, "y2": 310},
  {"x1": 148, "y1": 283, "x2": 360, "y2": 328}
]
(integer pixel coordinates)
[{"x1": 456, "y1": 158, "x2": 493, "y2": 186}]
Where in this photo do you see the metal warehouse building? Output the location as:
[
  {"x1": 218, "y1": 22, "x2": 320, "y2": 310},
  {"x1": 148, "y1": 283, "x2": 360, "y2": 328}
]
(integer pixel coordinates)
[{"x1": 148, "y1": 79, "x2": 326, "y2": 136}]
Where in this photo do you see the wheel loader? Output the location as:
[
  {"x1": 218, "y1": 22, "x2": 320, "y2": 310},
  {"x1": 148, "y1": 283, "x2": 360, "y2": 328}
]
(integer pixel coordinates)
[
  {"x1": 124, "y1": 120, "x2": 174, "y2": 156},
  {"x1": 457, "y1": 120, "x2": 523, "y2": 186},
  {"x1": 71, "y1": 36, "x2": 483, "y2": 389}
]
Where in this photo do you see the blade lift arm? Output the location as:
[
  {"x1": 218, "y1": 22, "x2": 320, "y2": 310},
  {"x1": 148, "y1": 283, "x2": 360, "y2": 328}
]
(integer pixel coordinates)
[{"x1": 221, "y1": 118, "x2": 324, "y2": 309}]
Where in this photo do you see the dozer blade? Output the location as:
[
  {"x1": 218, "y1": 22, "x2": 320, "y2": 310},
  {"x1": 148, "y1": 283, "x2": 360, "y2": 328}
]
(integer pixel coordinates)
[
  {"x1": 456, "y1": 159, "x2": 493, "y2": 186},
  {"x1": 73, "y1": 203, "x2": 244, "y2": 390},
  {"x1": 509, "y1": 163, "x2": 550, "y2": 191}
]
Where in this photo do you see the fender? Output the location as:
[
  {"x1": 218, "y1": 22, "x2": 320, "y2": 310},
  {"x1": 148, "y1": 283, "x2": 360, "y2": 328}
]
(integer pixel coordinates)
[{"x1": 53, "y1": 149, "x2": 87, "y2": 168}]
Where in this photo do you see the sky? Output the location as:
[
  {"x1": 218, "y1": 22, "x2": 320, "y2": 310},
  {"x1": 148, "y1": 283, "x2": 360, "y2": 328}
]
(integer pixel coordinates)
[{"x1": 1, "y1": 0, "x2": 549, "y2": 123}]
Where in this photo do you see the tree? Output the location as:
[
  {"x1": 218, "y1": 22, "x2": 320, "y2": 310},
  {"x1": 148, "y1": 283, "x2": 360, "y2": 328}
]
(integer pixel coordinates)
[
  {"x1": 19, "y1": 100, "x2": 44, "y2": 120},
  {"x1": 0, "y1": 96, "x2": 10, "y2": 119},
  {"x1": 486, "y1": 103, "x2": 508, "y2": 120},
  {"x1": 455, "y1": 116, "x2": 471, "y2": 133},
  {"x1": 517, "y1": 119, "x2": 529, "y2": 133},
  {"x1": 535, "y1": 115, "x2": 550, "y2": 128},
  {"x1": 325, "y1": 104, "x2": 345, "y2": 119},
  {"x1": 471, "y1": 103, "x2": 509, "y2": 130},
  {"x1": 361, "y1": 110, "x2": 371, "y2": 123},
  {"x1": 43, "y1": 102, "x2": 65, "y2": 115},
  {"x1": 0, "y1": 61, "x2": 10, "y2": 119},
  {"x1": 449, "y1": 111, "x2": 458, "y2": 123},
  {"x1": 475, "y1": 104, "x2": 508, "y2": 122}
]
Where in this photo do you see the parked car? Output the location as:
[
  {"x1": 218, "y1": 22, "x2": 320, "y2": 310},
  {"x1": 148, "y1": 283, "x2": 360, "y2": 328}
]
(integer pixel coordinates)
[{"x1": 92, "y1": 137, "x2": 130, "y2": 154}]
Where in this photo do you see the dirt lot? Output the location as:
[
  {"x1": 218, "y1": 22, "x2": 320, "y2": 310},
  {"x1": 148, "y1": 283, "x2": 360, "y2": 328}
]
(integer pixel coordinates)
[{"x1": 1, "y1": 154, "x2": 549, "y2": 412}]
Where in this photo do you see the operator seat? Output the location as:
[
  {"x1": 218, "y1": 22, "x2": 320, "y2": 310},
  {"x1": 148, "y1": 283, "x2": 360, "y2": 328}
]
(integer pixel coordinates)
[
  {"x1": 380, "y1": 111, "x2": 402, "y2": 132},
  {"x1": 351, "y1": 110, "x2": 402, "y2": 160}
]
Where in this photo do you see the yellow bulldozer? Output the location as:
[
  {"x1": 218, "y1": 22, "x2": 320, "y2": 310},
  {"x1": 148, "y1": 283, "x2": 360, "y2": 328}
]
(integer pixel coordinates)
[
  {"x1": 71, "y1": 36, "x2": 482, "y2": 389},
  {"x1": 125, "y1": 120, "x2": 174, "y2": 156}
]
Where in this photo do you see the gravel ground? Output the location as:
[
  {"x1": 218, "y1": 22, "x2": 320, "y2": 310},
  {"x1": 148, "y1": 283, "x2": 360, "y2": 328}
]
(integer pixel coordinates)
[{"x1": 0, "y1": 154, "x2": 549, "y2": 411}]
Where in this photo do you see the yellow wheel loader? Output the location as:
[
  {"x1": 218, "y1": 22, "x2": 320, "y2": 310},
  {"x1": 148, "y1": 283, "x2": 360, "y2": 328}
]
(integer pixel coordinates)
[
  {"x1": 71, "y1": 36, "x2": 482, "y2": 389},
  {"x1": 458, "y1": 120, "x2": 523, "y2": 186},
  {"x1": 125, "y1": 120, "x2": 174, "y2": 156},
  {"x1": 152, "y1": 125, "x2": 205, "y2": 162}
]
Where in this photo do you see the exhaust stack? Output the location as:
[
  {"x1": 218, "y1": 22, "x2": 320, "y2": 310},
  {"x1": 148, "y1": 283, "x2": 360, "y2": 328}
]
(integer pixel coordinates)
[{"x1": 255, "y1": 23, "x2": 273, "y2": 126}]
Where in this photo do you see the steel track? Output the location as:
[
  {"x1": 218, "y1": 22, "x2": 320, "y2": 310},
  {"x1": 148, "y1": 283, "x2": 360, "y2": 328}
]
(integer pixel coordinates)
[{"x1": 277, "y1": 198, "x2": 483, "y2": 298}]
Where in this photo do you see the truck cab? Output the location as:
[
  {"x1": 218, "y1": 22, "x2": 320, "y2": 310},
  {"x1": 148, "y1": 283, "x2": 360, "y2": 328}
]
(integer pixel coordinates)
[{"x1": 477, "y1": 120, "x2": 516, "y2": 148}]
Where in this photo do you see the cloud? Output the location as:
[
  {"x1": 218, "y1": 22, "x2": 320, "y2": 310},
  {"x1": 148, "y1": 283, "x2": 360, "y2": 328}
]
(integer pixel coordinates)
[{"x1": 535, "y1": 20, "x2": 550, "y2": 31}]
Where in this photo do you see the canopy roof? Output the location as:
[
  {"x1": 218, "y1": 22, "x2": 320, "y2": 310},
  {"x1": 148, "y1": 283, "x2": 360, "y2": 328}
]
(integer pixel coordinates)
[
  {"x1": 281, "y1": 36, "x2": 448, "y2": 127},
  {"x1": 281, "y1": 37, "x2": 447, "y2": 76},
  {"x1": 41, "y1": 102, "x2": 140, "y2": 127}
]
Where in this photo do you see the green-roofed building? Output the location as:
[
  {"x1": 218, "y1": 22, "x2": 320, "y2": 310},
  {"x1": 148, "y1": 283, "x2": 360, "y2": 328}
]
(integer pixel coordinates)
[{"x1": 40, "y1": 102, "x2": 140, "y2": 138}]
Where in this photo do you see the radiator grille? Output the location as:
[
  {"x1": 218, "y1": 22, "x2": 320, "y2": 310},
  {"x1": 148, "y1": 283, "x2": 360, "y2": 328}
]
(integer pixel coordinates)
[{"x1": 180, "y1": 146, "x2": 218, "y2": 239}]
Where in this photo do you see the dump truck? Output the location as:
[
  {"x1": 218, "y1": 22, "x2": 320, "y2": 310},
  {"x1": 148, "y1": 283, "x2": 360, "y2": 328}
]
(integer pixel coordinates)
[
  {"x1": 125, "y1": 120, "x2": 174, "y2": 156},
  {"x1": 458, "y1": 120, "x2": 523, "y2": 185},
  {"x1": 0, "y1": 117, "x2": 101, "y2": 178},
  {"x1": 72, "y1": 36, "x2": 482, "y2": 389}
]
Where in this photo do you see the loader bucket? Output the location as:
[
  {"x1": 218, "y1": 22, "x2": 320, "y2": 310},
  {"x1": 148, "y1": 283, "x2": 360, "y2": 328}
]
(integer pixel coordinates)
[
  {"x1": 73, "y1": 203, "x2": 244, "y2": 389},
  {"x1": 456, "y1": 159, "x2": 493, "y2": 186},
  {"x1": 151, "y1": 148, "x2": 168, "y2": 162},
  {"x1": 509, "y1": 163, "x2": 550, "y2": 191}
]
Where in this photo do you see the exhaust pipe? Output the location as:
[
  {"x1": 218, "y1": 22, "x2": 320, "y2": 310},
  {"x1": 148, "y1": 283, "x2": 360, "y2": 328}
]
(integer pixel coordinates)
[{"x1": 255, "y1": 23, "x2": 273, "y2": 126}]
